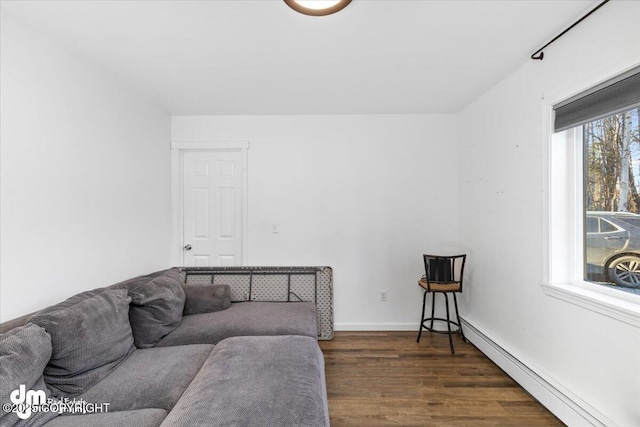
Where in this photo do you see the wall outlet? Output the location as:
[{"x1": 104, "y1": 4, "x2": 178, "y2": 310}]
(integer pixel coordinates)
[{"x1": 379, "y1": 290, "x2": 387, "y2": 302}]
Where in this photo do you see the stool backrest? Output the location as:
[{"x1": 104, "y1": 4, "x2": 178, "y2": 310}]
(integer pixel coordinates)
[{"x1": 423, "y1": 254, "x2": 466, "y2": 289}]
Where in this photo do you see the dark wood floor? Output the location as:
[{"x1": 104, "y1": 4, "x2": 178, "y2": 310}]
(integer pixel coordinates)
[{"x1": 319, "y1": 331, "x2": 564, "y2": 427}]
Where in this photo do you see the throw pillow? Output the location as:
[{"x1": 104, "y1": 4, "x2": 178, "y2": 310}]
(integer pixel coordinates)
[
  {"x1": 121, "y1": 268, "x2": 186, "y2": 348},
  {"x1": 183, "y1": 284, "x2": 232, "y2": 315},
  {"x1": 0, "y1": 324, "x2": 58, "y2": 426},
  {"x1": 29, "y1": 289, "x2": 135, "y2": 397}
]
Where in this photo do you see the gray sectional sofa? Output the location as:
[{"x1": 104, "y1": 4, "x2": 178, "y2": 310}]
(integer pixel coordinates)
[{"x1": 0, "y1": 267, "x2": 332, "y2": 427}]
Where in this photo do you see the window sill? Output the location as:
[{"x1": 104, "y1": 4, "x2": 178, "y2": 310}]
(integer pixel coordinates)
[{"x1": 541, "y1": 282, "x2": 640, "y2": 328}]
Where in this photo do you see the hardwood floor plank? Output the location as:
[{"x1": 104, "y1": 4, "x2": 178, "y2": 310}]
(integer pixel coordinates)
[{"x1": 319, "y1": 331, "x2": 564, "y2": 426}]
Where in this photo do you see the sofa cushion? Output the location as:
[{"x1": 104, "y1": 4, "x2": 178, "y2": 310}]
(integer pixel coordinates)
[
  {"x1": 0, "y1": 324, "x2": 59, "y2": 427},
  {"x1": 156, "y1": 302, "x2": 318, "y2": 347},
  {"x1": 78, "y1": 344, "x2": 213, "y2": 412},
  {"x1": 160, "y1": 336, "x2": 329, "y2": 427},
  {"x1": 42, "y1": 408, "x2": 167, "y2": 427},
  {"x1": 183, "y1": 283, "x2": 231, "y2": 315},
  {"x1": 116, "y1": 268, "x2": 185, "y2": 348},
  {"x1": 29, "y1": 288, "x2": 135, "y2": 398}
]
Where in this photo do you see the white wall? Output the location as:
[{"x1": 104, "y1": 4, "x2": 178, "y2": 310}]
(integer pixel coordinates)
[
  {"x1": 457, "y1": 2, "x2": 640, "y2": 426},
  {"x1": 0, "y1": 11, "x2": 171, "y2": 321},
  {"x1": 172, "y1": 114, "x2": 459, "y2": 329}
]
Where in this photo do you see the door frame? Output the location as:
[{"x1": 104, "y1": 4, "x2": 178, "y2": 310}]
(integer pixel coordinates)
[{"x1": 170, "y1": 141, "x2": 249, "y2": 266}]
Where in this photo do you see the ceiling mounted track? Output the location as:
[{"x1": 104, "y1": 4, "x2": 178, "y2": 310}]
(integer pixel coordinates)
[{"x1": 531, "y1": 0, "x2": 609, "y2": 60}]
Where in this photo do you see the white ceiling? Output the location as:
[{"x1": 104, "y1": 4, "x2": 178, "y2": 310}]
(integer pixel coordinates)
[{"x1": 1, "y1": 0, "x2": 596, "y2": 115}]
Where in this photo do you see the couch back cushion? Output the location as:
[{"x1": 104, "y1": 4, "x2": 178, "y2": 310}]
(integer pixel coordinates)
[
  {"x1": 28, "y1": 288, "x2": 135, "y2": 397},
  {"x1": 115, "y1": 268, "x2": 185, "y2": 348},
  {"x1": 183, "y1": 284, "x2": 231, "y2": 315},
  {"x1": 0, "y1": 323, "x2": 59, "y2": 426}
]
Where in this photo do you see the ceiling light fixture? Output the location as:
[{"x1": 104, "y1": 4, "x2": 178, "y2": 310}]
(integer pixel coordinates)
[{"x1": 284, "y1": 0, "x2": 351, "y2": 16}]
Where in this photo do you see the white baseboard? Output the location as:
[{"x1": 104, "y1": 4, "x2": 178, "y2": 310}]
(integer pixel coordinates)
[
  {"x1": 334, "y1": 322, "x2": 417, "y2": 331},
  {"x1": 461, "y1": 318, "x2": 614, "y2": 427}
]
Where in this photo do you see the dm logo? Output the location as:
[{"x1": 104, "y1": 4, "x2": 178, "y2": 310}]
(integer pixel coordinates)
[{"x1": 10, "y1": 385, "x2": 46, "y2": 419}]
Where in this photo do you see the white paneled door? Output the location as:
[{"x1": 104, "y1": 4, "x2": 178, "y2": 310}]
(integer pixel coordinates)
[{"x1": 182, "y1": 151, "x2": 243, "y2": 267}]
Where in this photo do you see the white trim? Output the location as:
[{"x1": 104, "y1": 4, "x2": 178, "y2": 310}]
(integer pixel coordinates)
[
  {"x1": 541, "y1": 282, "x2": 640, "y2": 328},
  {"x1": 461, "y1": 318, "x2": 615, "y2": 427},
  {"x1": 170, "y1": 141, "x2": 249, "y2": 266},
  {"x1": 334, "y1": 322, "x2": 417, "y2": 331},
  {"x1": 170, "y1": 148, "x2": 182, "y2": 266},
  {"x1": 541, "y1": 95, "x2": 552, "y2": 285}
]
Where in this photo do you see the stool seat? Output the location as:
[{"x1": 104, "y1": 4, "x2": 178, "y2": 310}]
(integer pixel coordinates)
[{"x1": 418, "y1": 279, "x2": 461, "y2": 292}]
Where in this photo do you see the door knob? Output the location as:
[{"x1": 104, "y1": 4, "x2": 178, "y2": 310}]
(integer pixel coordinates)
[{"x1": 184, "y1": 244, "x2": 192, "y2": 251}]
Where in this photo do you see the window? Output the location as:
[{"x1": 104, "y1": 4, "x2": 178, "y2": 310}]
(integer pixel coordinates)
[
  {"x1": 586, "y1": 216, "x2": 621, "y2": 233},
  {"x1": 598, "y1": 218, "x2": 618, "y2": 233},
  {"x1": 543, "y1": 65, "x2": 640, "y2": 326},
  {"x1": 581, "y1": 108, "x2": 640, "y2": 292}
]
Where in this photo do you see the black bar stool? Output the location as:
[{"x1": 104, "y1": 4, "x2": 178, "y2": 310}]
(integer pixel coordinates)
[{"x1": 417, "y1": 254, "x2": 467, "y2": 354}]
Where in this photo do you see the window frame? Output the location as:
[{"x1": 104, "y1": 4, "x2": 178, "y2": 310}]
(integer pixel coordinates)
[{"x1": 541, "y1": 63, "x2": 640, "y2": 328}]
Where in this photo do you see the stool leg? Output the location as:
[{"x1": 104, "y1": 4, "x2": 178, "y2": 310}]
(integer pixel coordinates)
[
  {"x1": 417, "y1": 290, "x2": 427, "y2": 342},
  {"x1": 429, "y1": 292, "x2": 436, "y2": 330},
  {"x1": 444, "y1": 293, "x2": 455, "y2": 354},
  {"x1": 453, "y1": 293, "x2": 466, "y2": 342}
]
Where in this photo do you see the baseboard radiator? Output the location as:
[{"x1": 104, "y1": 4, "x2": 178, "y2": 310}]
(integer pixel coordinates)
[{"x1": 461, "y1": 318, "x2": 614, "y2": 427}]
